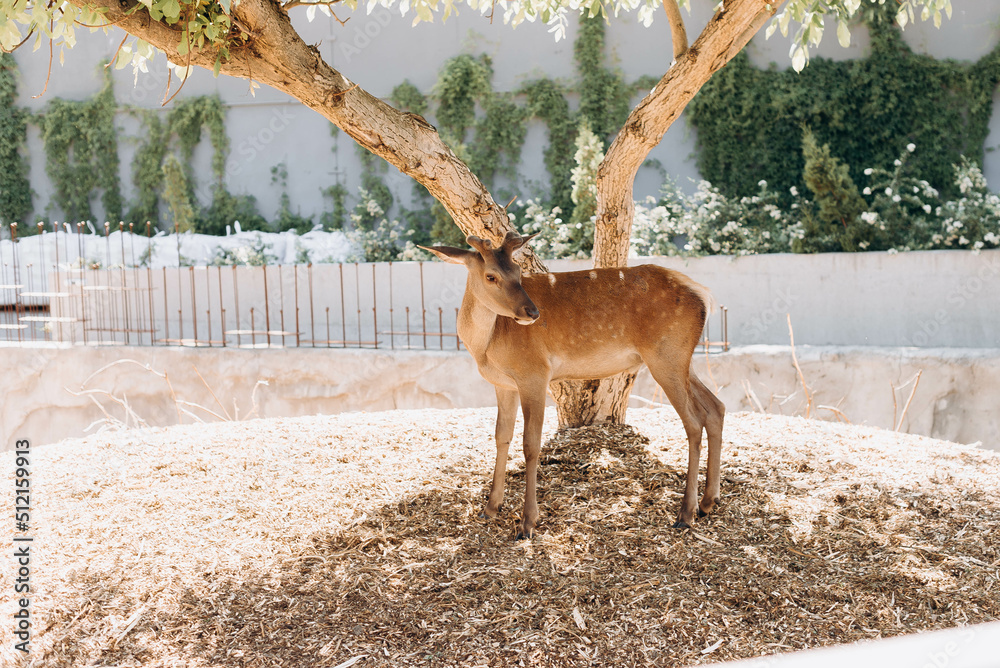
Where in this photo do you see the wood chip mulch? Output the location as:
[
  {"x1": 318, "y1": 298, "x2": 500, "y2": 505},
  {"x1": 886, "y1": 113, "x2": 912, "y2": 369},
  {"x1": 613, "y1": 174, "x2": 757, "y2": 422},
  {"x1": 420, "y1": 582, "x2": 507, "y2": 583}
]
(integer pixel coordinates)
[{"x1": 2, "y1": 408, "x2": 998, "y2": 667}]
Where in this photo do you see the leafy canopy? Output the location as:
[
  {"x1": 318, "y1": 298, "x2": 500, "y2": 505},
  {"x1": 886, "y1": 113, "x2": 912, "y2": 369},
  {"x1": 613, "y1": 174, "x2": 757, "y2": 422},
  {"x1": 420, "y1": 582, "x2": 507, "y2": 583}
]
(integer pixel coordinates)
[{"x1": 0, "y1": 0, "x2": 952, "y2": 85}]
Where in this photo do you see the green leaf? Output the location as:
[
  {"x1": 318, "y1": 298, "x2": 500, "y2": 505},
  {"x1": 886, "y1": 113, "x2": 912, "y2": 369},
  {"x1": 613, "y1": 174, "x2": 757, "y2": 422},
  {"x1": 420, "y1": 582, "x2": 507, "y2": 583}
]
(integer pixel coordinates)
[
  {"x1": 213, "y1": 51, "x2": 222, "y2": 77},
  {"x1": 791, "y1": 45, "x2": 806, "y2": 72},
  {"x1": 837, "y1": 19, "x2": 850, "y2": 48},
  {"x1": 160, "y1": 0, "x2": 181, "y2": 21}
]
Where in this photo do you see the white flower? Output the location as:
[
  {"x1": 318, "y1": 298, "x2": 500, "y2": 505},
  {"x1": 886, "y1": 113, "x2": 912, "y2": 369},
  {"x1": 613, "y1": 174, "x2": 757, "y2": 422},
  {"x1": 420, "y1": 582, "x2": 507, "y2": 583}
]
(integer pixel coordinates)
[
  {"x1": 893, "y1": 195, "x2": 901, "y2": 203},
  {"x1": 758, "y1": 179, "x2": 767, "y2": 188},
  {"x1": 894, "y1": 159, "x2": 902, "y2": 167},
  {"x1": 923, "y1": 204, "x2": 932, "y2": 214},
  {"x1": 863, "y1": 187, "x2": 871, "y2": 195},
  {"x1": 885, "y1": 187, "x2": 893, "y2": 196},
  {"x1": 859, "y1": 241, "x2": 870, "y2": 249},
  {"x1": 860, "y1": 212, "x2": 879, "y2": 225},
  {"x1": 789, "y1": 186, "x2": 799, "y2": 197},
  {"x1": 959, "y1": 236, "x2": 970, "y2": 245},
  {"x1": 907, "y1": 143, "x2": 916, "y2": 152},
  {"x1": 888, "y1": 248, "x2": 898, "y2": 255},
  {"x1": 985, "y1": 232, "x2": 999, "y2": 244},
  {"x1": 864, "y1": 168, "x2": 873, "y2": 175}
]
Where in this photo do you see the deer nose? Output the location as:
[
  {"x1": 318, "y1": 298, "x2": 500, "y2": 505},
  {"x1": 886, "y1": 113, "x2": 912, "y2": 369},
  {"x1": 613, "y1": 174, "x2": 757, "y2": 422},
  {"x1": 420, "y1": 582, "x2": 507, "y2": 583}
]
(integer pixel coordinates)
[{"x1": 524, "y1": 304, "x2": 540, "y2": 320}]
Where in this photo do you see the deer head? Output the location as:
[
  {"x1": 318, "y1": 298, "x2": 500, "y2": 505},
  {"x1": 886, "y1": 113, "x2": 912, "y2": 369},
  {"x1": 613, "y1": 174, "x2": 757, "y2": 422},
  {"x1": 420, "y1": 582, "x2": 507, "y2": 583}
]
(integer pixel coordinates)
[{"x1": 420, "y1": 231, "x2": 540, "y2": 325}]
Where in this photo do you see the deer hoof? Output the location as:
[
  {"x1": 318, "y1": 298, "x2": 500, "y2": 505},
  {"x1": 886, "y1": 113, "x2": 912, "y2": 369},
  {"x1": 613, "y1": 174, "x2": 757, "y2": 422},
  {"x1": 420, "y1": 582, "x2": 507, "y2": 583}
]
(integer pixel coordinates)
[
  {"x1": 514, "y1": 523, "x2": 536, "y2": 541},
  {"x1": 697, "y1": 508, "x2": 708, "y2": 518},
  {"x1": 479, "y1": 504, "x2": 502, "y2": 520},
  {"x1": 672, "y1": 520, "x2": 691, "y2": 529}
]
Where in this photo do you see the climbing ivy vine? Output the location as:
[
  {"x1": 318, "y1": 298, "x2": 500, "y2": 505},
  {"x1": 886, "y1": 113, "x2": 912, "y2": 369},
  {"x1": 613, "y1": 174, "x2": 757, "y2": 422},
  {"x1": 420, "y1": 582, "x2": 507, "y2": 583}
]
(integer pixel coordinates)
[
  {"x1": 37, "y1": 67, "x2": 124, "y2": 223},
  {"x1": 687, "y1": 3, "x2": 1000, "y2": 203},
  {"x1": 0, "y1": 53, "x2": 32, "y2": 229},
  {"x1": 128, "y1": 94, "x2": 266, "y2": 234}
]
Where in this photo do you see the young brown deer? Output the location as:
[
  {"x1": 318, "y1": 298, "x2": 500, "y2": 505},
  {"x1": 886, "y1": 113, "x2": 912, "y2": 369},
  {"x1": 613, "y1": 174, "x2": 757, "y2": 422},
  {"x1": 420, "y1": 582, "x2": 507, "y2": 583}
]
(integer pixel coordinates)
[{"x1": 421, "y1": 231, "x2": 725, "y2": 539}]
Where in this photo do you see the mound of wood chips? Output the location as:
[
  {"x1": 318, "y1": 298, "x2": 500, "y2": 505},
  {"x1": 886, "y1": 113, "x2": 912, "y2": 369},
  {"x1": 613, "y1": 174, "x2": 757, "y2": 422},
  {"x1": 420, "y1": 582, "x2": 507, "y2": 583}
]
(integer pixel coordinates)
[{"x1": 2, "y1": 408, "x2": 998, "y2": 667}]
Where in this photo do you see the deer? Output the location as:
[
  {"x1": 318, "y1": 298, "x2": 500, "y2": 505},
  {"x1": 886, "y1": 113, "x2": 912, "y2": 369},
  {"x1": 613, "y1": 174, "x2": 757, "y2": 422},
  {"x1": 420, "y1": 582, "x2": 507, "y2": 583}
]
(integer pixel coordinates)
[{"x1": 420, "y1": 231, "x2": 725, "y2": 540}]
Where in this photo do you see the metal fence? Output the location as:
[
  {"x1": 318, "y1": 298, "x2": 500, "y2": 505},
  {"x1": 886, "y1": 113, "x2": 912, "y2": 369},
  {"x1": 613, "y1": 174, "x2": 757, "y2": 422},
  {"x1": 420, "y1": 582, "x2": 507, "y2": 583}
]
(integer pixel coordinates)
[{"x1": 1, "y1": 224, "x2": 729, "y2": 352}]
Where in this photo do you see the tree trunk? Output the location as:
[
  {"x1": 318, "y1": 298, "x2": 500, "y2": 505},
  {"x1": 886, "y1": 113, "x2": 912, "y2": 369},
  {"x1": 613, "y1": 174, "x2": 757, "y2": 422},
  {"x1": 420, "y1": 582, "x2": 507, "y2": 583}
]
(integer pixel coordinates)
[
  {"x1": 553, "y1": 0, "x2": 782, "y2": 426},
  {"x1": 76, "y1": 0, "x2": 778, "y2": 426}
]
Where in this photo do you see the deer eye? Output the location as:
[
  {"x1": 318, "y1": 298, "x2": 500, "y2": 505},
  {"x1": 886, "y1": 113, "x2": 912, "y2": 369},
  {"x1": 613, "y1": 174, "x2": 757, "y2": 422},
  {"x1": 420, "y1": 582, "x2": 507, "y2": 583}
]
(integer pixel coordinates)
[{"x1": 485, "y1": 274, "x2": 498, "y2": 283}]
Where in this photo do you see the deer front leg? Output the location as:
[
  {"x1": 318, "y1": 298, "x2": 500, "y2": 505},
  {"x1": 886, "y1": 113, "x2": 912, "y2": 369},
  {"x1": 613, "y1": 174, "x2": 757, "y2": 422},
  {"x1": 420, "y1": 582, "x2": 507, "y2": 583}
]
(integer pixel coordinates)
[
  {"x1": 516, "y1": 386, "x2": 547, "y2": 540},
  {"x1": 482, "y1": 386, "x2": 519, "y2": 519}
]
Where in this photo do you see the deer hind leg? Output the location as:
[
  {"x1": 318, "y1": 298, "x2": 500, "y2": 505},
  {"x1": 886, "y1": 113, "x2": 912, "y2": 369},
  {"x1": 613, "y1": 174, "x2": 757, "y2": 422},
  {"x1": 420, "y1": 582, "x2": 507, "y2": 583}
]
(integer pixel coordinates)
[
  {"x1": 690, "y1": 374, "x2": 725, "y2": 517},
  {"x1": 483, "y1": 386, "x2": 519, "y2": 520},
  {"x1": 644, "y1": 357, "x2": 708, "y2": 529}
]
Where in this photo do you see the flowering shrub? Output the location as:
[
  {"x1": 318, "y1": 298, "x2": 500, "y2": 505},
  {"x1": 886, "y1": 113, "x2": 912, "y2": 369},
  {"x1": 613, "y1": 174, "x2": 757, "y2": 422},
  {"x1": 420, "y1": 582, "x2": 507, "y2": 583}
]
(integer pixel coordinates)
[
  {"x1": 344, "y1": 188, "x2": 422, "y2": 263},
  {"x1": 935, "y1": 158, "x2": 1000, "y2": 251},
  {"x1": 513, "y1": 146, "x2": 1000, "y2": 260},
  {"x1": 212, "y1": 234, "x2": 276, "y2": 266}
]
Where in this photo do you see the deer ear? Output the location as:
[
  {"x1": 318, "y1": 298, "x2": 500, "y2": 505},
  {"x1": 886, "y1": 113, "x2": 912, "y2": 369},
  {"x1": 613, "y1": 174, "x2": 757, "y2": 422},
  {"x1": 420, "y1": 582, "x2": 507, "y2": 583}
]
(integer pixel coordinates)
[
  {"x1": 502, "y1": 231, "x2": 539, "y2": 254},
  {"x1": 418, "y1": 245, "x2": 475, "y2": 265}
]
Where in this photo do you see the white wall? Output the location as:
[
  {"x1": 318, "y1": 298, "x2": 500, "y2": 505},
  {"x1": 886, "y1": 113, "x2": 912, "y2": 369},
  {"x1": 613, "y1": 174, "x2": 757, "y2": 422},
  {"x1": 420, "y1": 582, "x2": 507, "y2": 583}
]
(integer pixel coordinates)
[
  {"x1": 7, "y1": 1, "x2": 1000, "y2": 223},
  {"x1": 4, "y1": 248, "x2": 998, "y2": 348}
]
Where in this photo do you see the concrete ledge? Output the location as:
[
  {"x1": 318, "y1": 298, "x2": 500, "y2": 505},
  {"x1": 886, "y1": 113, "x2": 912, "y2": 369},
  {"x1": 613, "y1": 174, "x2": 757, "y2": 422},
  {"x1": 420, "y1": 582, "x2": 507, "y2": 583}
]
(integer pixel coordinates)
[
  {"x1": 710, "y1": 621, "x2": 1000, "y2": 668},
  {"x1": 3, "y1": 345, "x2": 998, "y2": 450}
]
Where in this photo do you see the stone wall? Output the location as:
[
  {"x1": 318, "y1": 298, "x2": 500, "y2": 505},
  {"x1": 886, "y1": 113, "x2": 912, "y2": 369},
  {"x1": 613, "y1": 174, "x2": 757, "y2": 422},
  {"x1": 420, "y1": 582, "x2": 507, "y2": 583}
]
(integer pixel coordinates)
[{"x1": 4, "y1": 345, "x2": 997, "y2": 451}]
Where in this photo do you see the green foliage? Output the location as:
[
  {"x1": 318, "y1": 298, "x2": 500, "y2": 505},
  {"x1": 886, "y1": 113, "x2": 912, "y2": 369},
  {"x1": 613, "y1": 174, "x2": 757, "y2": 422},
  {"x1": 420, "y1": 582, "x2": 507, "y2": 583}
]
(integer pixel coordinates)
[
  {"x1": 857, "y1": 144, "x2": 941, "y2": 251},
  {"x1": 796, "y1": 127, "x2": 868, "y2": 252},
  {"x1": 355, "y1": 146, "x2": 394, "y2": 230},
  {"x1": 688, "y1": 4, "x2": 1000, "y2": 204},
  {"x1": 390, "y1": 80, "x2": 428, "y2": 116},
  {"x1": 320, "y1": 182, "x2": 349, "y2": 231},
  {"x1": 127, "y1": 96, "x2": 264, "y2": 234},
  {"x1": 38, "y1": 67, "x2": 123, "y2": 222},
  {"x1": 212, "y1": 234, "x2": 276, "y2": 266},
  {"x1": 128, "y1": 113, "x2": 168, "y2": 226},
  {"x1": 565, "y1": 120, "x2": 604, "y2": 256},
  {"x1": 433, "y1": 54, "x2": 493, "y2": 142},
  {"x1": 345, "y1": 188, "x2": 418, "y2": 262},
  {"x1": 167, "y1": 95, "x2": 228, "y2": 189},
  {"x1": 162, "y1": 154, "x2": 195, "y2": 233},
  {"x1": 271, "y1": 162, "x2": 313, "y2": 234},
  {"x1": 429, "y1": 204, "x2": 466, "y2": 247},
  {"x1": 520, "y1": 78, "x2": 576, "y2": 213},
  {"x1": 469, "y1": 93, "x2": 528, "y2": 187},
  {"x1": 199, "y1": 187, "x2": 268, "y2": 236},
  {"x1": 936, "y1": 158, "x2": 1000, "y2": 250},
  {"x1": 574, "y1": 15, "x2": 631, "y2": 145},
  {"x1": 0, "y1": 54, "x2": 32, "y2": 227}
]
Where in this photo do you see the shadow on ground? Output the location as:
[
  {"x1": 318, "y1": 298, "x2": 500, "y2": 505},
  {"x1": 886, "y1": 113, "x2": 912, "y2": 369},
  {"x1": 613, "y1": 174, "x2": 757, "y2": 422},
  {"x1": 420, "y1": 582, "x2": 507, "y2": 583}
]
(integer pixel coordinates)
[{"x1": 27, "y1": 423, "x2": 1000, "y2": 668}]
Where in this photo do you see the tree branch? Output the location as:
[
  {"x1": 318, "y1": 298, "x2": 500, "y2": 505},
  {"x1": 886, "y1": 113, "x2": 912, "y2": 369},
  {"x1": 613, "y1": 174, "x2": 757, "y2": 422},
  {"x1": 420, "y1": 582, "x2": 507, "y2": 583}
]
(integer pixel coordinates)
[
  {"x1": 66, "y1": 0, "x2": 544, "y2": 271},
  {"x1": 662, "y1": 0, "x2": 687, "y2": 60},
  {"x1": 592, "y1": 0, "x2": 784, "y2": 269}
]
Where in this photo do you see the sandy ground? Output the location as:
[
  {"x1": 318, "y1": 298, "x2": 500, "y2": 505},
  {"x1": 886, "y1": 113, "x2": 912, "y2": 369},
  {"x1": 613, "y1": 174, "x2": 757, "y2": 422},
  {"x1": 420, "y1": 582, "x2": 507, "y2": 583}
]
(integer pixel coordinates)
[{"x1": 2, "y1": 407, "x2": 998, "y2": 667}]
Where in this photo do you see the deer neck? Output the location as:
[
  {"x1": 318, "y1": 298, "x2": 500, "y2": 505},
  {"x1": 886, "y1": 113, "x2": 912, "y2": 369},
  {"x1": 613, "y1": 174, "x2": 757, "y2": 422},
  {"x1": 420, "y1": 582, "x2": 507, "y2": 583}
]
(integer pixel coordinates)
[{"x1": 457, "y1": 278, "x2": 499, "y2": 359}]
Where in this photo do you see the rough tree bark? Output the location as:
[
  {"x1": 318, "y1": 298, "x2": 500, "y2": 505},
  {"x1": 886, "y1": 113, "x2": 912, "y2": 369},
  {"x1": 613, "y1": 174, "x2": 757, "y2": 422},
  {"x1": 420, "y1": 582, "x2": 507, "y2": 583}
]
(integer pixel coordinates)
[
  {"x1": 72, "y1": 0, "x2": 780, "y2": 426},
  {"x1": 69, "y1": 0, "x2": 547, "y2": 271},
  {"x1": 551, "y1": 0, "x2": 783, "y2": 427}
]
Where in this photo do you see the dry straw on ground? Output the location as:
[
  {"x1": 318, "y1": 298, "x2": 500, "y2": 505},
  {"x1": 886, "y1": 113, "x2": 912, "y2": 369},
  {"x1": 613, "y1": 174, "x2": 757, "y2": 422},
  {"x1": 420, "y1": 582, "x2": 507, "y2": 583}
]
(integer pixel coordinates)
[{"x1": 2, "y1": 408, "x2": 998, "y2": 667}]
